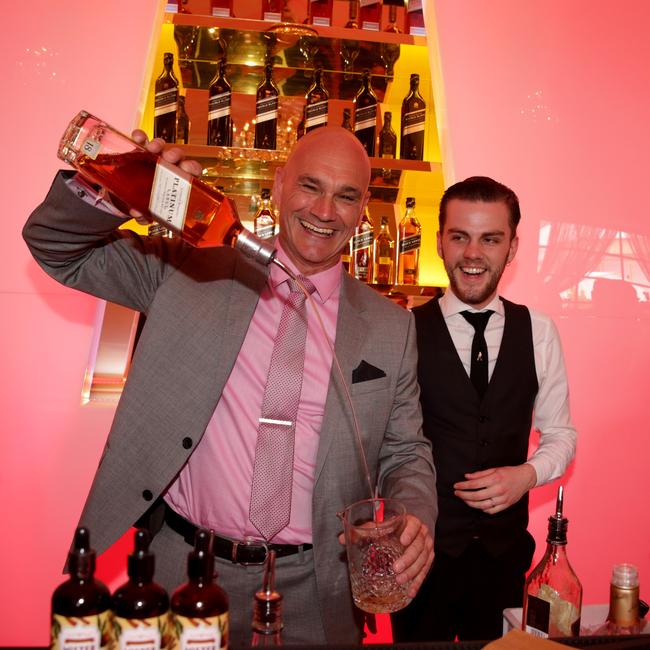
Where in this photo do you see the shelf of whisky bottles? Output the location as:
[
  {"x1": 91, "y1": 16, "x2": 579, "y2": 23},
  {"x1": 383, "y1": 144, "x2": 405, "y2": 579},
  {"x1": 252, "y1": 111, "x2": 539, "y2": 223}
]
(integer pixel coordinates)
[
  {"x1": 172, "y1": 23, "x2": 412, "y2": 100},
  {"x1": 167, "y1": 12, "x2": 426, "y2": 47}
]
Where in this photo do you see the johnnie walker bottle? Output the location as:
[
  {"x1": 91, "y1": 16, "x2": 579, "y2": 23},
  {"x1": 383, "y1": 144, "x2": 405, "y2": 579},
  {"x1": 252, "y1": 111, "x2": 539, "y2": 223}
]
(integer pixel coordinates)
[
  {"x1": 373, "y1": 216, "x2": 395, "y2": 284},
  {"x1": 176, "y1": 95, "x2": 190, "y2": 145},
  {"x1": 207, "y1": 59, "x2": 233, "y2": 147},
  {"x1": 351, "y1": 208, "x2": 374, "y2": 283},
  {"x1": 255, "y1": 63, "x2": 280, "y2": 150},
  {"x1": 397, "y1": 197, "x2": 421, "y2": 285},
  {"x1": 308, "y1": 0, "x2": 334, "y2": 26},
  {"x1": 359, "y1": 0, "x2": 381, "y2": 31},
  {"x1": 254, "y1": 188, "x2": 276, "y2": 240},
  {"x1": 405, "y1": 0, "x2": 425, "y2": 35},
  {"x1": 154, "y1": 52, "x2": 179, "y2": 143},
  {"x1": 400, "y1": 73, "x2": 426, "y2": 160},
  {"x1": 305, "y1": 66, "x2": 329, "y2": 133},
  {"x1": 378, "y1": 111, "x2": 397, "y2": 159},
  {"x1": 353, "y1": 70, "x2": 378, "y2": 157}
]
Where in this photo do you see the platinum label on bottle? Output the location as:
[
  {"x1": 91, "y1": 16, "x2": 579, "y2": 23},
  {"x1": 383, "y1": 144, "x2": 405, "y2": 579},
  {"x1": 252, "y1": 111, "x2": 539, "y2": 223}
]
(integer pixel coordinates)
[{"x1": 149, "y1": 159, "x2": 192, "y2": 232}]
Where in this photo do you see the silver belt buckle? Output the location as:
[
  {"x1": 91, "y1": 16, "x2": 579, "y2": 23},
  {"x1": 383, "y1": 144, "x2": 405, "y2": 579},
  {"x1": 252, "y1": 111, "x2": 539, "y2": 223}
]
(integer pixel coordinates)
[{"x1": 232, "y1": 537, "x2": 269, "y2": 566}]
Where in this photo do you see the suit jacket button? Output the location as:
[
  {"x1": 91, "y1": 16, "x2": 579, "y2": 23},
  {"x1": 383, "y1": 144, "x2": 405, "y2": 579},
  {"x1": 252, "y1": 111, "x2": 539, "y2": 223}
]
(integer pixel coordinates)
[
  {"x1": 182, "y1": 437, "x2": 193, "y2": 449},
  {"x1": 142, "y1": 489, "x2": 154, "y2": 501}
]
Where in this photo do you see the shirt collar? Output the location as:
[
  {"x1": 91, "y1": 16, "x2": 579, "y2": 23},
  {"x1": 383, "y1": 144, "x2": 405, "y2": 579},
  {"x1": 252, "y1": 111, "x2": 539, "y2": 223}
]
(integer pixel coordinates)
[
  {"x1": 439, "y1": 288, "x2": 504, "y2": 319},
  {"x1": 268, "y1": 239, "x2": 342, "y2": 303}
]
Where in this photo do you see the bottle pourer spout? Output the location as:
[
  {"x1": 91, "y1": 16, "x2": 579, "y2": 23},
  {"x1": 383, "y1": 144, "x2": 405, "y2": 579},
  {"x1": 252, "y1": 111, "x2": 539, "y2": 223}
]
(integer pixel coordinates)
[
  {"x1": 235, "y1": 229, "x2": 277, "y2": 266},
  {"x1": 555, "y1": 485, "x2": 564, "y2": 519}
]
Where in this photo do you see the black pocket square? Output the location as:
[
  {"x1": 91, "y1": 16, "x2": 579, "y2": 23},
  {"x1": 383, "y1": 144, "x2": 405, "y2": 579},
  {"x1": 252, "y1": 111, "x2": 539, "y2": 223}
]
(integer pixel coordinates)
[{"x1": 352, "y1": 360, "x2": 387, "y2": 383}]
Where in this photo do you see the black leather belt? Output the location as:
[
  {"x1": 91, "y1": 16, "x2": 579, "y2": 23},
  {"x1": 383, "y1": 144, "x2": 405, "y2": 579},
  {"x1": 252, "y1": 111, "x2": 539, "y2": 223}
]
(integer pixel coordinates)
[{"x1": 163, "y1": 504, "x2": 312, "y2": 565}]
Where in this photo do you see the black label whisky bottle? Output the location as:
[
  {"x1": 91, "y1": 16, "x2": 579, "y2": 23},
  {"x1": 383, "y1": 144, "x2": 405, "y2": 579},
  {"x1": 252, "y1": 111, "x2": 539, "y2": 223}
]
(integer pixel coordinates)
[
  {"x1": 523, "y1": 486, "x2": 583, "y2": 638},
  {"x1": 397, "y1": 196, "x2": 421, "y2": 284},
  {"x1": 400, "y1": 73, "x2": 426, "y2": 160},
  {"x1": 255, "y1": 63, "x2": 280, "y2": 150},
  {"x1": 353, "y1": 70, "x2": 378, "y2": 157},
  {"x1": 378, "y1": 111, "x2": 397, "y2": 158},
  {"x1": 51, "y1": 528, "x2": 112, "y2": 650},
  {"x1": 171, "y1": 530, "x2": 229, "y2": 649},
  {"x1": 154, "y1": 52, "x2": 179, "y2": 143},
  {"x1": 176, "y1": 94, "x2": 190, "y2": 145},
  {"x1": 207, "y1": 59, "x2": 233, "y2": 147},
  {"x1": 254, "y1": 188, "x2": 276, "y2": 240},
  {"x1": 352, "y1": 208, "x2": 374, "y2": 282},
  {"x1": 373, "y1": 216, "x2": 395, "y2": 284},
  {"x1": 111, "y1": 530, "x2": 170, "y2": 650},
  {"x1": 305, "y1": 66, "x2": 329, "y2": 133}
]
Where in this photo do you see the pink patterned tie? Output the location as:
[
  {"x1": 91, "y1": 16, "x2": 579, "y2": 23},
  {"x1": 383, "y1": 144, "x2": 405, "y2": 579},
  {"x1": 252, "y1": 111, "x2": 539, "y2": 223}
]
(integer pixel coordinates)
[{"x1": 249, "y1": 276, "x2": 316, "y2": 541}]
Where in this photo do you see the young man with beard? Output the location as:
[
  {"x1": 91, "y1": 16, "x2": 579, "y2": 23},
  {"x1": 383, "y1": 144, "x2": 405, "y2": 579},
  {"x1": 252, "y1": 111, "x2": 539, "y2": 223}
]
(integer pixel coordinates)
[{"x1": 390, "y1": 176, "x2": 577, "y2": 642}]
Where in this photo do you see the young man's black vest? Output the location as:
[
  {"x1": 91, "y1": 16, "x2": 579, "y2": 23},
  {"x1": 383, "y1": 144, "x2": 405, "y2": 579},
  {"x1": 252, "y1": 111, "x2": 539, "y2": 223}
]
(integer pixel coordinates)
[{"x1": 414, "y1": 296, "x2": 538, "y2": 557}]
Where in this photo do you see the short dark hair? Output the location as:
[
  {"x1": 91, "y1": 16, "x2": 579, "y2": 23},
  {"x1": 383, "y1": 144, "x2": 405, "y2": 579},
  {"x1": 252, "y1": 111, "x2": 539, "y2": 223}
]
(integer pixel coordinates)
[{"x1": 439, "y1": 176, "x2": 521, "y2": 237}]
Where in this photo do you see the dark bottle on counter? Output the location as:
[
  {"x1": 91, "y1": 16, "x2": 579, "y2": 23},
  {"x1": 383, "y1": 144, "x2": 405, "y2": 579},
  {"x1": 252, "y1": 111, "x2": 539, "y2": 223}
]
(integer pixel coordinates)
[
  {"x1": 397, "y1": 196, "x2": 421, "y2": 285},
  {"x1": 341, "y1": 108, "x2": 354, "y2": 132},
  {"x1": 51, "y1": 528, "x2": 111, "y2": 650},
  {"x1": 378, "y1": 111, "x2": 397, "y2": 158},
  {"x1": 207, "y1": 59, "x2": 233, "y2": 147},
  {"x1": 254, "y1": 188, "x2": 276, "y2": 240},
  {"x1": 353, "y1": 70, "x2": 378, "y2": 157},
  {"x1": 351, "y1": 207, "x2": 374, "y2": 283},
  {"x1": 176, "y1": 94, "x2": 190, "y2": 145},
  {"x1": 305, "y1": 66, "x2": 329, "y2": 133},
  {"x1": 359, "y1": 0, "x2": 381, "y2": 31},
  {"x1": 111, "y1": 530, "x2": 170, "y2": 650},
  {"x1": 400, "y1": 73, "x2": 426, "y2": 160},
  {"x1": 522, "y1": 486, "x2": 583, "y2": 638},
  {"x1": 255, "y1": 63, "x2": 280, "y2": 150},
  {"x1": 154, "y1": 52, "x2": 179, "y2": 143},
  {"x1": 251, "y1": 551, "x2": 283, "y2": 646},
  {"x1": 373, "y1": 216, "x2": 395, "y2": 285},
  {"x1": 171, "y1": 529, "x2": 229, "y2": 649}
]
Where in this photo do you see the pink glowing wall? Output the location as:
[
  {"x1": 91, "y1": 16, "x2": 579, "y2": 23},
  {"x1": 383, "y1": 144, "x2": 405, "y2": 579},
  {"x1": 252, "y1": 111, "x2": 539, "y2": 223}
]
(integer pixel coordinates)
[{"x1": 2, "y1": 0, "x2": 649, "y2": 645}]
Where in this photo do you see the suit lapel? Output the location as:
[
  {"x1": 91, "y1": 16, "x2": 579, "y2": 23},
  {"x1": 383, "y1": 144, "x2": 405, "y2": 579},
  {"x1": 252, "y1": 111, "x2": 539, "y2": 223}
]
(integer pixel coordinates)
[{"x1": 314, "y1": 273, "x2": 367, "y2": 483}]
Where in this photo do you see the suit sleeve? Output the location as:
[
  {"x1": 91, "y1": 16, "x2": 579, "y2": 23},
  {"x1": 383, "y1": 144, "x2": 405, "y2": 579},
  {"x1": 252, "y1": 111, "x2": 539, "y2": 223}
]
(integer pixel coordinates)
[
  {"x1": 22, "y1": 171, "x2": 193, "y2": 314},
  {"x1": 378, "y1": 311, "x2": 438, "y2": 535}
]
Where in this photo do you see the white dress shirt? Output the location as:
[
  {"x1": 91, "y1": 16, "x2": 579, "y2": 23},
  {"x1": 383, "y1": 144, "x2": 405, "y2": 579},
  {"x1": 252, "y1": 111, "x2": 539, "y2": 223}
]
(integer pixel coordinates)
[{"x1": 438, "y1": 290, "x2": 577, "y2": 486}]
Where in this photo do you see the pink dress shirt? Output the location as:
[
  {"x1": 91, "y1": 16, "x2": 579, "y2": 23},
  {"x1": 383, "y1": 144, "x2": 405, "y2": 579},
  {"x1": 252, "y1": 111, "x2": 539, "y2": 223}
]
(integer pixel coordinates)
[{"x1": 165, "y1": 241, "x2": 341, "y2": 544}]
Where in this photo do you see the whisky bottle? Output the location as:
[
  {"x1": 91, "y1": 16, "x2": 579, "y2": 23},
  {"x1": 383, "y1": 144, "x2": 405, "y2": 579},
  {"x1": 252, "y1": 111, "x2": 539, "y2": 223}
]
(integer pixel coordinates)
[
  {"x1": 378, "y1": 111, "x2": 397, "y2": 159},
  {"x1": 254, "y1": 188, "x2": 276, "y2": 240},
  {"x1": 341, "y1": 238, "x2": 352, "y2": 274},
  {"x1": 397, "y1": 197, "x2": 421, "y2": 285},
  {"x1": 251, "y1": 551, "x2": 283, "y2": 646},
  {"x1": 351, "y1": 208, "x2": 374, "y2": 282},
  {"x1": 359, "y1": 0, "x2": 381, "y2": 31},
  {"x1": 262, "y1": 0, "x2": 283, "y2": 21},
  {"x1": 255, "y1": 63, "x2": 280, "y2": 150},
  {"x1": 176, "y1": 95, "x2": 190, "y2": 145},
  {"x1": 400, "y1": 73, "x2": 426, "y2": 160},
  {"x1": 594, "y1": 564, "x2": 642, "y2": 635},
  {"x1": 341, "y1": 108, "x2": 354, "y2": 133},
  {"x1": 171, "y1": 530, "x2": 229, "y2": 650},
  {"x1": 305, "y1": 67, "x2": 329, "y2": 133},
  {"x1": 523, "y1": 486, "x2": 582, "y2": 638},
  {"x1": 58, "y1": 111, "x2": 275, "y2": 264},
  {"x1": 51, "y1": 528, "x2": 111, "y2": 650},
  {"x1": 345, "y1": 0, "x2": 360, "y2": 28},
  {"x1": 405, "y1": 0, "x2": 425, "y2": 35},
  {"x1": 207, "y1": 59, "x2": 233, "y2": 147},
  {"x1": 154, "y1": 52, "x2": 179, "y2": 143},
  {"x1": 210, "y1": 0, "x2": 232, "y2": 17},
  {"x1": 111, "y1": 530, "x2": 170, "y2": 650},
  {"x1": 384, "y1": 0, "x2": 403, "y2": 32},
  {"x1": 353, "y1": 70, "x2": 378, "y2": 157},
  {"x1": 308, "y1": 0, "x2": 333, "y2": 26},
  {"x1": 373, "y1": 216, "x2": 395, "y2": 284}
]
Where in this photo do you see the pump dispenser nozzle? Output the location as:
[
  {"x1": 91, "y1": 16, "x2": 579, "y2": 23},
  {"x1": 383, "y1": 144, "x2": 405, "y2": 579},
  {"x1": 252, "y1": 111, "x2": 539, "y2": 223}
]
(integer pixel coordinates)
[
  {"x1": 68, "y1": 526, "x2": 96, "y2": 579},
  {"x1": 128, "y1": 529, "x2": 155, "y2": 583}
]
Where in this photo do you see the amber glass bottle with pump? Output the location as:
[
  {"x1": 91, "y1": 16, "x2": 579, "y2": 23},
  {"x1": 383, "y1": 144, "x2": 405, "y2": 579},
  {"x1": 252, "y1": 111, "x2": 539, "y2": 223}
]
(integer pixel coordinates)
[
  {"x1": 111, "y1": 530, "x2": 170, "y2": 650},
  {"x1": 171, "y1": 529, "x2": 229, "y2": 649},
  {"x1": 51, "y1": 528, "x2": 112, "y2": 650}
]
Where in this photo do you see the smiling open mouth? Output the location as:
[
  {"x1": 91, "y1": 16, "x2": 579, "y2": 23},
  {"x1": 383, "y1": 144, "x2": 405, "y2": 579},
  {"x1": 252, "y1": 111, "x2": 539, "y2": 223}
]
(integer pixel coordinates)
[
  {"x1": 299, "y1": 218, "x2": 334, "y2": 237},
  {"x1": 460, "y1": 266, "x2": 486, "y2": 276}
]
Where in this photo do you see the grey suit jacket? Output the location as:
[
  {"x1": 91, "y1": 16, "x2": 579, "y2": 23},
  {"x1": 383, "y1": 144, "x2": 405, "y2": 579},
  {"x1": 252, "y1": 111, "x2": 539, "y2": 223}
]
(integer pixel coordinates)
[{"x1": 24, "y1": 172, "x2": 437, "y2": 642}]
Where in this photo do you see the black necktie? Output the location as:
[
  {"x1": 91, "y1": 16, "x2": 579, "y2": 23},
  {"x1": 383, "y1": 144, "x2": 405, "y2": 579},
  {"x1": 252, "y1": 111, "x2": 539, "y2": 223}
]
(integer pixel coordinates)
[{"x1": 461, "y1": 310, "x2": 494, "y2": 399}]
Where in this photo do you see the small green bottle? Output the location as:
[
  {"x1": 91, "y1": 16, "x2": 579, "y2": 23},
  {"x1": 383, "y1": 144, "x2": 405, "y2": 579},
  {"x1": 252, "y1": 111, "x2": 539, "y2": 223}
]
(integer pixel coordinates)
[{"x1": 51, "y1": 527, "x2": 112, "y2": 650}]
